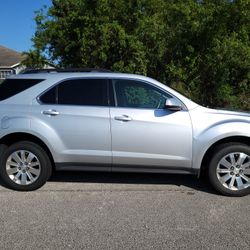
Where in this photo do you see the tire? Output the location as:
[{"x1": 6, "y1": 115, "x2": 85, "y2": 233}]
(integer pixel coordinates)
[
  {"x1": 0, "y1": 141, "x2": 52, "y2": 191},
  {"x1": 208, "y1": 143, "x2": 250, "y2": 197}
]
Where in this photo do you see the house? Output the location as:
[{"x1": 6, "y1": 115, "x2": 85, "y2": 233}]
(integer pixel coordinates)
[
  {"x1": 0, "y1": 45, "x2": 26, "y2": 80},
  {"x1": 0, "y1": 45, "x2": 55, "y2": 83}
]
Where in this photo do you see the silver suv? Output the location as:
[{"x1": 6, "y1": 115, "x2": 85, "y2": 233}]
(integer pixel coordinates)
[{"x1": 0, "y1": 69, "x2": 249, "y2": 196}]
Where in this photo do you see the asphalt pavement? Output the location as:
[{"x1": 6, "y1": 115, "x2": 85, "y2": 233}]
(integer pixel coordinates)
[{"x1": 0, "y1": 172, "x2": 249, "y2": 250}]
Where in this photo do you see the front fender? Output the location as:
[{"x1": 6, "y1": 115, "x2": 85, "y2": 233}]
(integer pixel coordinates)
[{"x1": 192, "y1": 121, "x2": 250, "y2": 171}]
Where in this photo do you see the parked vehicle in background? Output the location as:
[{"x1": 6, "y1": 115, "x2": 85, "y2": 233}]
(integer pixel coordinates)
[{"x1": 0, "y1": 69, "x2": 249, "y2": 196}]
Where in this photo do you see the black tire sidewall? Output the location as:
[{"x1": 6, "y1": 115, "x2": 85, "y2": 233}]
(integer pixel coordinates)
[
  {"x1": 208, "y1": 143, "x2": 250, "y2": 197},
  {"x1": 0, "y1": 141, "x2": 52, "y2": 191}
]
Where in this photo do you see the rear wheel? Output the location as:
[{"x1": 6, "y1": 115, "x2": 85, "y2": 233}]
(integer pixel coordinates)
[
  {"x1": 208, "y1": 143, "x2": 250, "y2": 196},
  {"x1": 0, "y1": 141, "x2": 52, "y2": 191}
]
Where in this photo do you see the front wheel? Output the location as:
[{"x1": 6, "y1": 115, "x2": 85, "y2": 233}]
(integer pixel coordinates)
[
  {"x1": 0, "y1": 141, "x2": 52, "y2": 191},
  {"x1": 208, "y1": 143, "x2": 250, "y2": 196}
]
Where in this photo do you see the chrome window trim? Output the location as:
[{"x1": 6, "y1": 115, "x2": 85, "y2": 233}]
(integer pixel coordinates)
[
  {"x1": 111, "y1": 77, "x2": 188, "y2": 111},
  {"x1": 36, "y1": 76, "x2": 187, "y2": 111},
  {"x1": 36, "y1": 77, "x2": 110, "y2": 107}
]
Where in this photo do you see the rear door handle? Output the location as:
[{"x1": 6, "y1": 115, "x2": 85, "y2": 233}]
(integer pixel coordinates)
[
  {"x1": 42, "y1": 109, "x2": 60, "y2": 116},
  {"x1": 114, "y1": 115, "x2": 132, "y2": 122}
]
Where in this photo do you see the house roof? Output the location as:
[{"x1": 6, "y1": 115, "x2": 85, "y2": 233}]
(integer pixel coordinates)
[{"x1": 0, "y1": 45, "x2": 25, "y2": 67}]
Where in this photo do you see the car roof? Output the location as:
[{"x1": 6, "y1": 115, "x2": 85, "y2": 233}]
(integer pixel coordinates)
[{"x1": 9, "y1": 72, "x2": 152, "y2": 81}]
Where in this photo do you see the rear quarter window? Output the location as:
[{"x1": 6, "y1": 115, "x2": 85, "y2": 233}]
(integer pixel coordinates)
[{"x1": 0, "y1": 79, "x2": 44, "y2": 101}]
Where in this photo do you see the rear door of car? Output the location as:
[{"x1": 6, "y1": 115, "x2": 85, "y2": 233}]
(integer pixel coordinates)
[{"x1": 31, "y1": 77, "x2": 112, "y2": 170}]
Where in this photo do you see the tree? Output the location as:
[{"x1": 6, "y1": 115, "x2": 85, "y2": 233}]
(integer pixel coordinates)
[
  {"x1": 30, "y1": 0, "x2": 250, "y2": 110},
  {"x1": 32, "y1": 0, "x2": 148, "y2": 74},
  {"x1": 21, "y1": 49, "x2": 48, "y2": 69}
]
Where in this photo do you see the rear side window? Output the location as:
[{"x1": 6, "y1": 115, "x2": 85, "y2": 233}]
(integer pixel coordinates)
[
  {"x1": 39, "y1": 79, "x2": 108, "y2": 106},
  {"x1": 0, "y1": 79, "x2": 44, "y2": 101},
  {"x1": 39, "y1": 86, "x2": 57, "y2": 104}
]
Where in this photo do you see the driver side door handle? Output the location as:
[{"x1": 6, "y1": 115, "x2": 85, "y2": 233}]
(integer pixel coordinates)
[
  {"x1": 114, "y1": 115, "x2": 132, "y2": 122},
  {"x1": 42, "y1": 109, "x2": 60, "y2": 116}
]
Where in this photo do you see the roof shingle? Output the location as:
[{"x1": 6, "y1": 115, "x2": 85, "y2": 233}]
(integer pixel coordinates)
[{"x1": 0, "y1": 45, "x2": 25, "y2": 67}]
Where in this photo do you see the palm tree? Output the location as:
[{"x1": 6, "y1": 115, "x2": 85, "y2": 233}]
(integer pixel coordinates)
[{"x1": 21, "y1": 50, "x2": 48, "y2": 69}]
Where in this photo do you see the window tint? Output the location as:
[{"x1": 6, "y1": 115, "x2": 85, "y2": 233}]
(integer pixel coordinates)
[
  {"x1": 40, "y1": 79, "x2": 108, "y2": 106},
  {"x1": 39, "y1": 86, "x2": 57, "y2": 104},
  {"x1": 113, "y1": 79, "x2": 171, "y2": 109},
  {"x1": 0, "y1": 79, "x2": 44, "y2": 101},
  {"x1": 108, "y1": 81, "x2": 115, "y2": 106}
]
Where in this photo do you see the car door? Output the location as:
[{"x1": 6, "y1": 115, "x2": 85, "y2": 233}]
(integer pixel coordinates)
[
  {"x1": 31, "y1": 78, "x2": 112, "y2": 170},
  {"x1": 110, "y1": 78, "x2": 193, "y2": 171}
]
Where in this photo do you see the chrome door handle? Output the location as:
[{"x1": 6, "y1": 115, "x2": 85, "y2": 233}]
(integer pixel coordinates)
[
  {"x1": 42, "y1": 109, "x2": 60, "y2": 116},
  {"x1": 114, "y1": 115, "x2": 132, "y2": 122}
]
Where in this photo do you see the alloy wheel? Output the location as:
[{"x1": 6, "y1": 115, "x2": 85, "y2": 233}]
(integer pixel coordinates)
[
  {"x1": 6, "y1": 150, "x2": 41, "y2": 185},
  {"x1": 216, "y1": 152, "x2": 250, "y2": 191}
]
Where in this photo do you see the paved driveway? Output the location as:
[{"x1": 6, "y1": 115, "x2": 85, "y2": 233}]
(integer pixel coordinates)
[{"x1": 0, "y1": 172, "x2": 249, "y2": 250}]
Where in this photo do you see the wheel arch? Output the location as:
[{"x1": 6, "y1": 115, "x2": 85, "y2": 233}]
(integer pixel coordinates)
[
  {"x1": 0, "y1": 132, "x2": 55, "y2": 169},
  {"x1": 199, "y1": 136, "x2": 250, "y2": 177}
]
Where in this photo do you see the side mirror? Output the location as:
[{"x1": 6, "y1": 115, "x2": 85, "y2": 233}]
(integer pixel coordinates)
[{"x1": 165, "y1": 98, "x2": 183, "y2": 111}]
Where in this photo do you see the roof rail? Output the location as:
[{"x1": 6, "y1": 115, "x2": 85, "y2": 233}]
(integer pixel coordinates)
[{"x1": 21, "y1": 68, "x2": 112, "y2": 74}]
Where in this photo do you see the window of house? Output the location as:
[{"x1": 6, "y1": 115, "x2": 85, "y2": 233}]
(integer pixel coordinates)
[{"x1": 0, "y1": 70, "x2": 13, "y2": 79}]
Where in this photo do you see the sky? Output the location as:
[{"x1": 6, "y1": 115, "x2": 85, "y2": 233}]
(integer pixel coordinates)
[{"x1": 0, "y1": 0, "x2": 52, "y2": 53}]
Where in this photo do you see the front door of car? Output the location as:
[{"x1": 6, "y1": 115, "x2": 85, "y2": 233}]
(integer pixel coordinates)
[
  {"x1": 31, "y1": 78, "x2": 112, "y2": 169},
  {"x1": 110, "y1": 79, "x2": 193, "y2": 171}
]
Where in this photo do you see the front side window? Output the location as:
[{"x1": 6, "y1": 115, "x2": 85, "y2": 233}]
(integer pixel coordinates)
[
  {"x1": 39, "y1": 78, "x2": 108, "y2": 106},
  {"x1": 113, "y1": 79, "x2": 172, "y2": 109}
]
